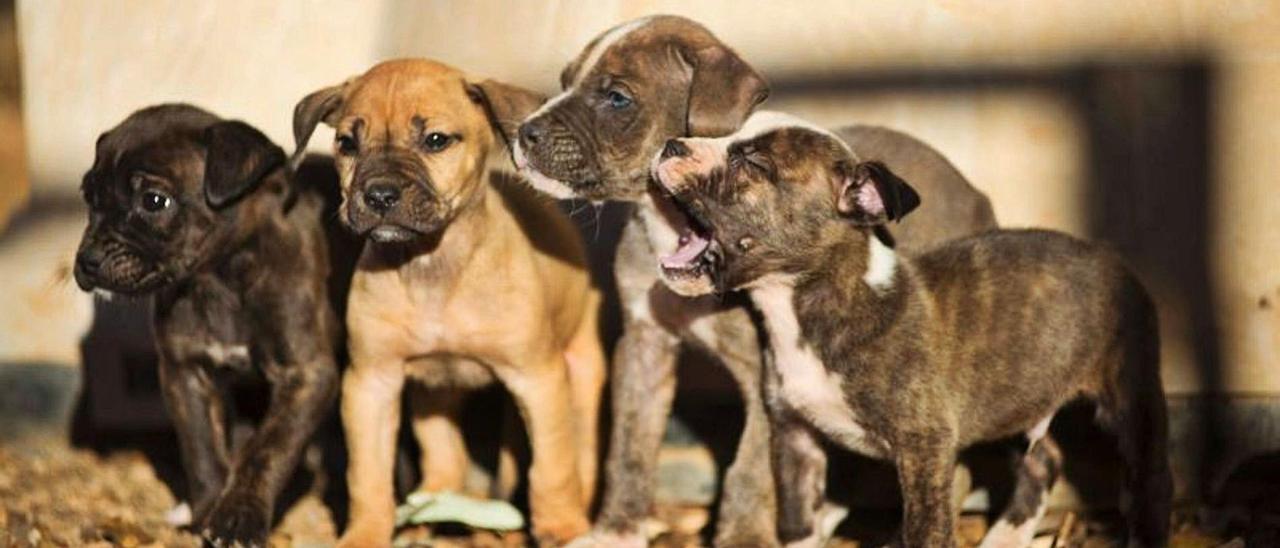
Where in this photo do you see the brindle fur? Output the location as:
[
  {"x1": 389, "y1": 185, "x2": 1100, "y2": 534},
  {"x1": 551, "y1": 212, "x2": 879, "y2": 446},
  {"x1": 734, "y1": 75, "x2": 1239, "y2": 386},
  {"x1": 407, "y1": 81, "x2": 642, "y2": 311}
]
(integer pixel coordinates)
[
  {"x1": 652, "y1": 118, "x2": 1173, "y2": 548},
  {"x1": 511, "y1": 16, "x2": 999, "y2": 547},
  {"x1": 74, "y1": 104, "x2": 350, "y2": 547}
]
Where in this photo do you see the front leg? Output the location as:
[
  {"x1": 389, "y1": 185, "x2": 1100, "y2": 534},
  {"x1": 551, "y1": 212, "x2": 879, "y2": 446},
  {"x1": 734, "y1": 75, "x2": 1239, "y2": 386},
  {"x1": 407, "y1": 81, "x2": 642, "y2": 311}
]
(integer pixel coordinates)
[
  {"x1": 585, "y1": 318, "x2": 680, "y2": 546},
  {"x1": 695, "y1": 311, "x2": 779, "y2": 547},
  {"x1": 767, "y1": 394, "x2": 831, "y2": 548},
  {"x1": 495, "y1": 358, "x2": 589, "y2": 545},
  {"x1": 200, "y1": 357, "x2": 339, "y2": 546},
  {"x1": 895, "y1": 438, "x2": 958, "y2": 548},
  {"x1": 337, "y1": 359, "x2": 407, "y2": 548},
  {"x1": 157, "y1": 356, "x2": 231, "y2": 525}
]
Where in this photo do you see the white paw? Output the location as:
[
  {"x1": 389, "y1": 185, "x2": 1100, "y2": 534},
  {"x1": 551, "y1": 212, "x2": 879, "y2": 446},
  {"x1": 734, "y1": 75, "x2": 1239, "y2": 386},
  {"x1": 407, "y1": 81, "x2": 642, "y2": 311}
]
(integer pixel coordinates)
[
  {"x1": 564, "y1": 529, "x2": 648, "y2": 548},
  {"x1": 165, "y1": 501, "x2": 193, "y2": 527}
]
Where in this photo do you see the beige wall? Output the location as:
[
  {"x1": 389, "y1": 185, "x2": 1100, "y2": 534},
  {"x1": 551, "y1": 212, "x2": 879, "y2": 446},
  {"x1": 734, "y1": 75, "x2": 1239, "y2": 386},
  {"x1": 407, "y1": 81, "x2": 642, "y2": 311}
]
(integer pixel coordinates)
[{"x1": 16, "y1": 0, "x2": 1280, "y2": 394}]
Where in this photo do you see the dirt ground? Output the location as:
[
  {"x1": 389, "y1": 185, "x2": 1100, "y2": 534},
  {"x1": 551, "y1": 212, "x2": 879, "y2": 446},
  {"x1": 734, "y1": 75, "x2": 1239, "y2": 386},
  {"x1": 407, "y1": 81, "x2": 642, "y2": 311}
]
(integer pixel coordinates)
[{"x1": 0, "y1": 436, "x2": 1242, "y2": 548}]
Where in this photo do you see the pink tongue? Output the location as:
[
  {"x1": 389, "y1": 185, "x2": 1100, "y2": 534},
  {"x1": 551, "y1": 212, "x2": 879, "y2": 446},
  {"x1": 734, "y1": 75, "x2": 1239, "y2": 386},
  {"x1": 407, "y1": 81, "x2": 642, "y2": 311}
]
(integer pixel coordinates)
[{"x1": 662, "y1": 232, "x2": 710, "y2": 269}]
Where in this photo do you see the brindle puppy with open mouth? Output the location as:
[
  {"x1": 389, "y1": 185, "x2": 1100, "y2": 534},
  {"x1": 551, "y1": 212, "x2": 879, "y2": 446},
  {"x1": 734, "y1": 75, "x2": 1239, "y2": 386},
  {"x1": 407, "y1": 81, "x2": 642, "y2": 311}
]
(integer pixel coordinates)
[
  {"x1": 650, "y1": 110, "x2": 1173, "y2": 548},
  {"x1": 510, "y1": 14, "x2": 998, "y2": 547}
]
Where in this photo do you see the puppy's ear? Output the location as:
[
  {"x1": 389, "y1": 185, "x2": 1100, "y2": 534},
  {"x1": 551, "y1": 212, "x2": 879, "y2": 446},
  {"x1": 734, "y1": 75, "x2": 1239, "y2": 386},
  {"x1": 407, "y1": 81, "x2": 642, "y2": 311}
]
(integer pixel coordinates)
[
  {"x1": 290, "y1": 81, "x2": 349, "y2": 169},
  {"x1": 203, "y1": 121, "x2": 286, "y2": 208},
  {"x1": 466, "y1": 79, "x2": 547, "y2": 151},
  {"x1": 834, "y1": 160, "x2": 921, "y2": 225},
  {"x1": 81, "y1": 130, "x2": 113, "y2": 191},
  {"x1": 678, "y1": 44, "x2": 770, "y2": 137}
]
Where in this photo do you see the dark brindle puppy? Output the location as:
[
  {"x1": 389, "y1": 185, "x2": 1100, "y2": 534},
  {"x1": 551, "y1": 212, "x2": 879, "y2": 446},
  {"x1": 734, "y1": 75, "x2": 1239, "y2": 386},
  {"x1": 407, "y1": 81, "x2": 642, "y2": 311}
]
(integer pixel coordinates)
[
  {"x1": 74, "y1": 104, "x2": 345, "y2": 547},
  {"x1": 511, "y1": 15, "x2": 997, "y2": 547},
  {"x1": 650, "y1": 110, "x2": 1173, "y2": 547}
]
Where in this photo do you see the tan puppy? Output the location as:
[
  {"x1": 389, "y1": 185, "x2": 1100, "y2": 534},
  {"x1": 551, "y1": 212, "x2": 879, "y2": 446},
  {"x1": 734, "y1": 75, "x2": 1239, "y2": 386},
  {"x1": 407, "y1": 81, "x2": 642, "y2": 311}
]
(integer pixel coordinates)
[{"x1": 292, "y1": 59, "x2": 605, "y2": 547}]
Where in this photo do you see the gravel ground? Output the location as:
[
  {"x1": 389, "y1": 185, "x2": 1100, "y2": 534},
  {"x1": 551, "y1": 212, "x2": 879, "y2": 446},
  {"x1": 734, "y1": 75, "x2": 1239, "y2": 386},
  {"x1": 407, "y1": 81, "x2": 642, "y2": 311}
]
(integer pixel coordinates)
[
  {"x1": 0, "y1": 438, "x2": 196, "y2": 547},
  {"x1": 0, "y1": 437, "x2": 1239, "y2": 547}
]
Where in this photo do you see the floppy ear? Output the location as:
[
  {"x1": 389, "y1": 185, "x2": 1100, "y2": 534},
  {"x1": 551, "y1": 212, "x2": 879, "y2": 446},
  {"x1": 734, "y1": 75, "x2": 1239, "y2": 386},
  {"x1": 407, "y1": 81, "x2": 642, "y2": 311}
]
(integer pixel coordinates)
[
  {"x1": 466, "y1": 79, "x2": 547, "y2": 151},
  {"x1": 680, "y1": 44, "x2": 770, "y2": 137},
  {"x1": 203, "y1": 121, "x2": 286, "y2": 208},
  {"x1": 81, "y1": 130, "x2": 113, "y2": 190},
  {"x1": 290, "y1": 81, "x2": 348, "y2": 169},
  {"x1": 834, "y1": 160, "x2": 921, "y2": 225}
]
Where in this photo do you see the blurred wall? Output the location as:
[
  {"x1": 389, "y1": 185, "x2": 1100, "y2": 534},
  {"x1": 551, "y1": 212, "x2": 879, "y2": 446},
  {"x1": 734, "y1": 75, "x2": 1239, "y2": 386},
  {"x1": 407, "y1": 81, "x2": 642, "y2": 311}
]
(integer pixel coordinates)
[
  {"x1": 15, "y1": 0, "x2": 1280, "y2": 396},
  {"x1": 0, "y1": 1, "x2": 23, "y2": 230}
]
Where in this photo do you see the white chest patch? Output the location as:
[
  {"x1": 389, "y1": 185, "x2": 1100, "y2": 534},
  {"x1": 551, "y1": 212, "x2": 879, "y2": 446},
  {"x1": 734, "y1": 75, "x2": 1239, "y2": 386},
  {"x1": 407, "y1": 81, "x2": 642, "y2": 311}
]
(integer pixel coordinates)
[
  {"x1": 863, "y1": 237, "x2": 898, "y2": 292},
  {"x1": 751, "y1": 280, "x2": 887, "y2": 458},
  {"x1": 205, "y1": 343, "x2": 249, "y2": 366}
]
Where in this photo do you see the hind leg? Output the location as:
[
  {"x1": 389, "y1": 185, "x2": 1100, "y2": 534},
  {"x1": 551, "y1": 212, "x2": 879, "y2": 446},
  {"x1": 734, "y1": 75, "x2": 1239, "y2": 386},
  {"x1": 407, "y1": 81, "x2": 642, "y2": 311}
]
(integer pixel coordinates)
[
  {"x1": 1098, "y1": 345, "x2": 1173, "y2": 547},
  {"x1": 491, "y1": 398, "x2": 523, "y2": 500},
  {"x1": 1106, "y1": 390, "x2": 1172, "y2": 547},
  {"x1": 409, "y1": 385, "x2": 471, "y2": 495},
  {"x1": 979, "y1": 417, "x2": 1063, "y2": 548}
]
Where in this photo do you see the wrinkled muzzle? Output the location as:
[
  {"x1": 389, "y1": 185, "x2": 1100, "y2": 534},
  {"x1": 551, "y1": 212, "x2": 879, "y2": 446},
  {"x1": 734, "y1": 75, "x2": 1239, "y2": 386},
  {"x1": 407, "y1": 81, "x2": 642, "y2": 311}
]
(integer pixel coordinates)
[
  {"x1": 345, "y1": 148, "x2": 447, "y2": 243},
  {"x1": 73, "y1": 229, "x2": 165, "y2": 294},
  {"x1": 513, "y1": 101, "x2": 608, "y2": 199}
]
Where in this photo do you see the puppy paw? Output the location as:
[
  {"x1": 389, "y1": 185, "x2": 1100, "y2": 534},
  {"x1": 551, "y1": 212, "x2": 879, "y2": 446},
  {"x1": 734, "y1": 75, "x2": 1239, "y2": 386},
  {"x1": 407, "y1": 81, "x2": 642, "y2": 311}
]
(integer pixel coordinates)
[
  {"x1": 563, "y1": 528, "x2": 648, "y2": 548},
  {"x1": 199, "y1": 495, "x2": 270, "y2": 548},
  {"x1": 977, "y1": 519, "x2": 1036, "y2": 548},
  {"x1": 532, "y1": 514, "x2": 591, "y2": 546},
  {"x1": 781, "y1": 503, "x2": 848, "y2": 548}
]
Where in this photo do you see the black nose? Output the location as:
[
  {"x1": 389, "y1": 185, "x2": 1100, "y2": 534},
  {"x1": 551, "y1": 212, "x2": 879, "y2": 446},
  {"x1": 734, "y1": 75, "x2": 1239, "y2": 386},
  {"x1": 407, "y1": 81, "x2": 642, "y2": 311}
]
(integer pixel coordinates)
[
  {"x1": 518, "y1": 121, "x2": 544, "y2": 148},
  {"x1": 76, "y1": 250, "x2": 102, "y2": 275},
  {"x1": 74, "y1": 248, "x2": 103, "y2": 290},
  {"x1": 662, "y1": 139, "x2": 690, "y2": 159},
  {"x1": 363, "y1": 184, "x2": 401, "y2": 213}
]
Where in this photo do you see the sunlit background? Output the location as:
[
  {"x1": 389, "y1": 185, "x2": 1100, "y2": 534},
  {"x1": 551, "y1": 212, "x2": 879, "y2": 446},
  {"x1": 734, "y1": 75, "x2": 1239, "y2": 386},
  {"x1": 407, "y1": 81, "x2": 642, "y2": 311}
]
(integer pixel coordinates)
[{"x1": 1, "y1": 1, "x2": 1278, "y2": 546}]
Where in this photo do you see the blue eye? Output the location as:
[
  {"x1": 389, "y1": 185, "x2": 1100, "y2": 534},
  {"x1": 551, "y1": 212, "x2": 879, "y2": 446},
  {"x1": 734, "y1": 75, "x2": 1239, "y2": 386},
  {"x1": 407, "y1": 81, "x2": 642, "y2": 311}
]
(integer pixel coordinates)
[{"x1": 606, "y1": 90, "x2": 633, "y2": 109}]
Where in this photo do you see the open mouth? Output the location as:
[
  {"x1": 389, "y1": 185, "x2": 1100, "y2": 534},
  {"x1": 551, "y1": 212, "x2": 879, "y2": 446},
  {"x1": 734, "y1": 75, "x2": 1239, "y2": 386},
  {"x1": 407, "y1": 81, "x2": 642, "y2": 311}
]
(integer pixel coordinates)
[{"x1": 648, "y1": 181, "x2": 721, "y2": 281}]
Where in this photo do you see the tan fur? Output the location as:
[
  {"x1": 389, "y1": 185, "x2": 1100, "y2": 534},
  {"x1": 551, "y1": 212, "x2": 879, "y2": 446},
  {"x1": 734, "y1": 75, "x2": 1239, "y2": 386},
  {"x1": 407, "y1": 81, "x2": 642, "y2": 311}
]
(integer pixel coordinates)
[{"x1": 326, "y1": 60, "x2": 604, "y2": 547}]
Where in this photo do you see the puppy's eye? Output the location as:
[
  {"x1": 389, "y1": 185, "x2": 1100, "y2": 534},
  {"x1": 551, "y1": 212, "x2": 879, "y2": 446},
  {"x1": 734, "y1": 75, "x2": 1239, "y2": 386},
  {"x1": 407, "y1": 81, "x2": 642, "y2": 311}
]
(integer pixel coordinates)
[
  {"x1": 605, "y1": 90, "x2": 633, "y2": 110},
  {"x1": 140, "y1": 190, "x2": 171, "y2": 212},
  {"x1": 732, "y1": 146, "x2": 772, "y2": 176},
  {"x1": 745, "y1": 152, "x2": 773, "y2": 173},
  {"x1": 336, "y1": 134, "x2": 358, "y2": 155},
  {"x1": 422, "y1": 132, "x2": 452, "y2": 152}
]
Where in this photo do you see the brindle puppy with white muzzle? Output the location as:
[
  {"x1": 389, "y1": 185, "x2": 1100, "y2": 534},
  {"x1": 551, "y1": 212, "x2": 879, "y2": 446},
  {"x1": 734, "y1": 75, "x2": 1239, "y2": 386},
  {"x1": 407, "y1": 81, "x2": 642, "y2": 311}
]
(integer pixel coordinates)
[
  {"x1": 512, "y1": 15, "x2": 999, "y2": 547},
  {"x1": 651, "y1": 110, "x2": 1173, "y2": 548},
  {"x1": 74, "y1": 104, "x2": 347, "y2": 547}
]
